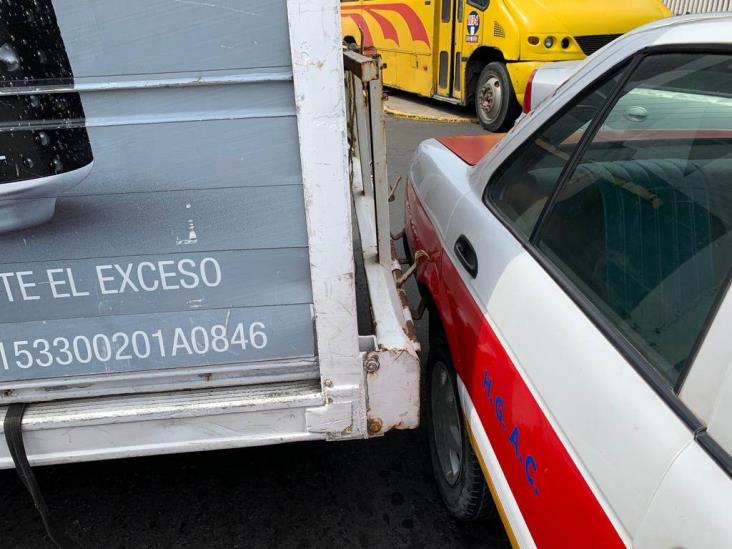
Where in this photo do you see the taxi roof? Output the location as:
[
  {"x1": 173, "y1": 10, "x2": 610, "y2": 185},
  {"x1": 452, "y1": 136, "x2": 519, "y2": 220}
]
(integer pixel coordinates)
[{"x1": 641, "y1": 13, "x2": 732, "y2": 47}]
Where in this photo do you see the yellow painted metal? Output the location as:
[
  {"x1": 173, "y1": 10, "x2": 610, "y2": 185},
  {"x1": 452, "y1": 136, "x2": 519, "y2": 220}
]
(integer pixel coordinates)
[
  {"x1": 340, "y1": 0, "x2": 672, "y2": 105},
  {"x1": 341, "y1": 0, "x2": 436, "y2": 95},
  {"x1": 506, "y1": 61, "x2": 543, "y2": 107},
  {"x1": 341, "y1": 1, "x2": 364, "y2": 49}
]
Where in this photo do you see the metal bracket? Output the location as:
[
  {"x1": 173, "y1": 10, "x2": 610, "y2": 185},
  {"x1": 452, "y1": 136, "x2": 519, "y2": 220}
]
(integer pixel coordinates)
[
  {"x1": 305, "y1": 402, "x2": 353, "y2": 434},
  {"x1": 343, "y1": 50, "x2": 380, "y2": 83},
  {"x1": 391, "y1": 229, "x2": 405, "y2": 241},
  {"x1": 413, "y1": 297, "x2": 427, "y2": 321}
]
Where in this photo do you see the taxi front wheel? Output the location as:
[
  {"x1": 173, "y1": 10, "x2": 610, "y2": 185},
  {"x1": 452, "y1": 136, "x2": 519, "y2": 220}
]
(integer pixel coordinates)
[{"x1": 426, "y1": 328, "x2": 493, "y2": 521}]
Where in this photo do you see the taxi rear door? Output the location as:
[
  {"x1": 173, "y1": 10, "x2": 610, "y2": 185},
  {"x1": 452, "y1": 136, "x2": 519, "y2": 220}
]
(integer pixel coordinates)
[
  {"x1": 635, "y1": 282, "x2": 732, "y2": 547},
  {"x1": 442, "y1": 51, "x2": 732, "y2": 545}
]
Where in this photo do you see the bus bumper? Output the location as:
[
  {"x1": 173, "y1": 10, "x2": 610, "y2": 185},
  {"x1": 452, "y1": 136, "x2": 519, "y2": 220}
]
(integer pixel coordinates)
[{"x1": 507, "y1": 61, "x2": 545, "y2": 107}]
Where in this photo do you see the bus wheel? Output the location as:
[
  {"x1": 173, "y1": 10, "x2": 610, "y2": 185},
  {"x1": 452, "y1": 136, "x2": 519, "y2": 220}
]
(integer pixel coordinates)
[
  {"x1": 475, "y1": 62, "x2": 520, "y2": 132},
  {"x1": 426, "y1": 326, "x2": 492, "y2": 521}
]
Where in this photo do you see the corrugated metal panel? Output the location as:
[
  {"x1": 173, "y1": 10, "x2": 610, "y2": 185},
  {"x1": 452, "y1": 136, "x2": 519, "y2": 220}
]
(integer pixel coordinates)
[
  {"x1": 664, "y1": 0, "x2": 732, "y2": 14},
  {"x1": 0, "y1": 0, "x2": 316, "y2": 393}
]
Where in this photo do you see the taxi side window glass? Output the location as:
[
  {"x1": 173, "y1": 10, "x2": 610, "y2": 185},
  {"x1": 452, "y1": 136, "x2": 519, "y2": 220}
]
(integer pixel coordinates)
[
  {"x1": 486, "y1": 69, "x2": 626, "y2": 237},
  {"x1": 537, "y1": 53, "x2": 732, "y2": 388}
]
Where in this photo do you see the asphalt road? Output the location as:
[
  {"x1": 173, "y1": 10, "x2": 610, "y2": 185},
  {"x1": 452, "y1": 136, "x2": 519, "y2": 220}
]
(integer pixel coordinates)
[{"x1": 0, "y1": 116, "x2": 508, "y2": 549}]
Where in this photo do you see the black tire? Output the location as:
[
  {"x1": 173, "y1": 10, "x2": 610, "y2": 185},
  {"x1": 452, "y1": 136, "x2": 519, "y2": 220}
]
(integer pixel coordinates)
[
  {"x1": 474, "y1": 62, "x2": 521, "y2": 132},
  {"x1": 425, "y1": 324, "x2": 493, "y2": 521}
]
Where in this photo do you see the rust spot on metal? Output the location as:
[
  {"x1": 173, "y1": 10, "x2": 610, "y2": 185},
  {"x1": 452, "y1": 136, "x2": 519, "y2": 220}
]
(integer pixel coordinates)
[
  {"x1": 403, "y1": 318, "x2": 417, "y2": 342},
  {"x1": 367, "y1": 417, "x2": 383, "y2": 434},
  {"x1": 343, "y1": 49, "x2": 381, "y2": 82}
]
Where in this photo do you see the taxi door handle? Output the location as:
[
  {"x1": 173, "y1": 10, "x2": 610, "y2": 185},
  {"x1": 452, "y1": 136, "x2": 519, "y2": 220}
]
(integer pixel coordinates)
[{"x1": 454, "y1": 235, "x2": 478, "y2": 278}]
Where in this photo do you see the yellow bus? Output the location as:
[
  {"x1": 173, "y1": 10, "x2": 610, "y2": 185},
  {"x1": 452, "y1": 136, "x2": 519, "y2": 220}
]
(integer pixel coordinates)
[{"x1": 341, "y1": 0, "x2": 672, "y2": 131}]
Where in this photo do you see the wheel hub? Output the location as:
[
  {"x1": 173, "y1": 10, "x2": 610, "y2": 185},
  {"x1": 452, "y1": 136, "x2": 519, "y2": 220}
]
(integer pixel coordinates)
[{"x1": 478, "y1": 76, "x2": 502, "y2": 124}]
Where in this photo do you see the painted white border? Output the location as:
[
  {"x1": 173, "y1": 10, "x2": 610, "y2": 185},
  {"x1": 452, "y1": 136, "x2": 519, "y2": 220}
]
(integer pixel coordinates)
[{"x1": 285, "y1": 0, "x2": 365, "y2": 431}]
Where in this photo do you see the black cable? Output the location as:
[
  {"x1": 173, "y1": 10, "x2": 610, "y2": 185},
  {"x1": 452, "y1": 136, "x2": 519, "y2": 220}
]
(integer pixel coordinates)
[{"x1": 4, "y1": 403, "x2": 81, "y2": 549}]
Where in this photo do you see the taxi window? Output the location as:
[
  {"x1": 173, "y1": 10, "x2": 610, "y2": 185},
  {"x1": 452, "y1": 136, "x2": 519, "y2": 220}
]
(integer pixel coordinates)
[
  {"x1": 485, "y1": 67, "x2": 627, "y2": 237},
  {"x1": 537, "y1": 53, "x2": 732, "y2": 388}
]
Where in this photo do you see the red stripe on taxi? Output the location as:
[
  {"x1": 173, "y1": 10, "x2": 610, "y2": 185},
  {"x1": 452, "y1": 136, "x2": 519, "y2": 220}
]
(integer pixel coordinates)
[{"x1": 405, "y1": 180, "x2": 625, "y2": 548}]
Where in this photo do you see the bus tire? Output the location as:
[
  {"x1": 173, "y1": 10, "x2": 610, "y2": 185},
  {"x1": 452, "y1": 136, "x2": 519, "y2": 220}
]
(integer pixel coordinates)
[
  {"x1": 475, "y1": 62, "x2": 520, "y2": 132},
  {"x1": 426, "y1": 325, "x2": 493, "y2": 521}
]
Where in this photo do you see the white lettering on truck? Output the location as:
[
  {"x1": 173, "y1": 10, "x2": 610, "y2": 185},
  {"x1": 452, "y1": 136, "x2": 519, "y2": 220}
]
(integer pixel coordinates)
[{"x1": 96, "y1": 257, "x2": 222, "y2": 295}]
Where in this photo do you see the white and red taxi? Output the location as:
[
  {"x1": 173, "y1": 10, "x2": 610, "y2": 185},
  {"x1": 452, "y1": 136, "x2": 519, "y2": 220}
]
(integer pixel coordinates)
[{"x1": 405, "y1": 14, "x2": 732, "y2": 548}]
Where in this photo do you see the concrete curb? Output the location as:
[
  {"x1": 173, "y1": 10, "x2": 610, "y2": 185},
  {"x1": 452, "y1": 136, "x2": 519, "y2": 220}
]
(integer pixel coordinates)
[
  {"x1": 383, "y1": 92, "x2": 478, "y2": 124},
  {"x1": 384, "y1": 103, "x2": 478, "y2": 124}
]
